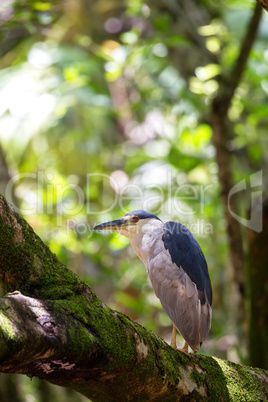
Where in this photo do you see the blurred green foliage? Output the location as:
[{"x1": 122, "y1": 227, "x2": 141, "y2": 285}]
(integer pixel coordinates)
[{"x1": 0, "y1": 1, "x2": 268, "y2": 386}]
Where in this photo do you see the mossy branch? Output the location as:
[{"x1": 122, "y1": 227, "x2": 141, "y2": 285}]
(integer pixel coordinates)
[{"x1": 0, "y1": 195, "x2": 267, "y2": 401}]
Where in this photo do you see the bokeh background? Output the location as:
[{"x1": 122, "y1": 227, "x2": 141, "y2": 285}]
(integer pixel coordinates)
[{"x1": 0, "y1": 0, "x2": 267, "y2": 400}]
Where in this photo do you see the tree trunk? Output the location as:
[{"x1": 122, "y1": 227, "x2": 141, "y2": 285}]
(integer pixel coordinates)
[
  {"x1": 247, "y1": 199, "x2": 268, "y2": 369},
  {"x1": 211, "y1": 2, "x2": 263, "y2": 331},
  {"x1": 257, "y1": 0, "x2": 268, "y2": 12},
  {"x1": 0, "y1": 195, "x2": 267, "y2": 401}
]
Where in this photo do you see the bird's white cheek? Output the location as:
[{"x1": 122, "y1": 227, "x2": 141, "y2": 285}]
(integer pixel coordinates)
[{"x1": 116, "y1": 227, "x2": 134, "y2": 238}]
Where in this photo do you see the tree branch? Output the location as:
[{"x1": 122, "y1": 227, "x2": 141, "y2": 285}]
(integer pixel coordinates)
[{"x1": 0, "y1": 195, "x2": 267, "y2": 400}]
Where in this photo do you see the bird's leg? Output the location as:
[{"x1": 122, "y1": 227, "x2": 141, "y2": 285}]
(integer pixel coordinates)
[
  {"x1": 171, "y1": 325, "x2": 177, "y2": 348},
  {"x1": 177, "y1": 341, "x2": 190, "y2": 354},
  {"x1": 182, "y1": 341, "x2": 189, "y2": 352},
  {"x1": 171, "y1": 326, "x2": 190, "y2": 354}
]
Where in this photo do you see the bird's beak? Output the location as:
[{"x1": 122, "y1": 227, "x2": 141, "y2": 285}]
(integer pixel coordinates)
[{"x1": 93, "y1": 218, "x2": 128, "y2": 231}]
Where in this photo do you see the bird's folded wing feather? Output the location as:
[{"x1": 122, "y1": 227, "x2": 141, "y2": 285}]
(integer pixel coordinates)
[
  {"x1": 148, "y1": 251, "x2": 202, "y2": 351},
  {"x1": 147, "y1": 224, "x2": 212, "y2": 351}
]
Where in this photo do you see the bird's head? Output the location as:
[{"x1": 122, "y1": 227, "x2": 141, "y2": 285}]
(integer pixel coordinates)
[{"x1": 93, "y1": 210, "x2": 162, "y2": 239}]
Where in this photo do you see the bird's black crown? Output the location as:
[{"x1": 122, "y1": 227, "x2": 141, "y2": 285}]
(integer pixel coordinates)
[{"x1": 124, "y1": 210, "x2": 161, "y2": 221}]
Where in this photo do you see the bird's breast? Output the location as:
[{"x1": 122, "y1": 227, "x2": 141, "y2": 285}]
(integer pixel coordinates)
[
  {"x1": 130, "y1": 228, "x2": 189, "y2": 298},
  {"x1": 130, "y1": 229, "x2": 177, "y2": 297},
  {"x1": 130, "y1": 229, "x2": 163, "y2": 269}
]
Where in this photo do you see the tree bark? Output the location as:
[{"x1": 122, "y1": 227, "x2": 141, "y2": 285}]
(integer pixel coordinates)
[
  {"x1": 211, "y1": 2, "x2": 263, "y2": 325},
  {"x1": 247, "y1": 199, "x2": 268, "y2": 369},
  {"x1": 0, "y1": 195, "x2": 267, "y2": 401},
  {"x1": 257, "y1": 0, "x2": 268, "y2": 12}
]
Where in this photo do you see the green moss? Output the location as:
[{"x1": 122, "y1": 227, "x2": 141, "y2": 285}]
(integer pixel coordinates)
[
  {"x1": 0, "y1": 311, "x2": 16, "y2": 340},
  {"x1": 190, "y1": 369, "x2": 206, "y2": 388},
  {"x1": 198, "y1": 355, "x2": 230, "y2": 401},
  {"x1": 56, "y1": 293, "x2": 188, "y2": 400},
  {"x1": 214, "y1": 357, "x2": 268, "y2": 401},
  {"x1": 53, "y1": 295, "x2": 183, "y2": 399},
  {"x1": 0, "y1": 302, "x2": 20, "y2": 361},
  {"x1": 0, "y1": 195, "x2": 84, "y2": 300}
]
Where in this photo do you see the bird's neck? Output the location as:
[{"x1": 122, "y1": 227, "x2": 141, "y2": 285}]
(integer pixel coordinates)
[
  {"x1": 130, "y1": 220, "x2": 163, "y2": 266},
  {"x1": 130, "y1": 233, "x2": 151, "y2": 264}
]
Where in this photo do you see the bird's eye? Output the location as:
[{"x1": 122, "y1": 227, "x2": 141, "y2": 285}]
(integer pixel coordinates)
[{"x1": 132, "y1": 217, "x2": 139, "y2": 223}]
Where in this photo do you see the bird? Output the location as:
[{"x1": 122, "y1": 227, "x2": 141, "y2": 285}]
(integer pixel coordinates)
[{"x1": 93, "y1": 210, "x2": 212, "y2": 353}]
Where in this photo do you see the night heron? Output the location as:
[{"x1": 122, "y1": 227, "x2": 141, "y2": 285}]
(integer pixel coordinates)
[{"x1": 93, "y1": 210, "x2": 212, "y2": 352}]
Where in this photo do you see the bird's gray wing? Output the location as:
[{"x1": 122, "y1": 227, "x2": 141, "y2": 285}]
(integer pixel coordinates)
[
  {"x1": 147, "y1": 233, "x2": 211, "y2": 352},
  {"x1": 148, "y1": 253, "x2": 200, "y2": 351}
]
